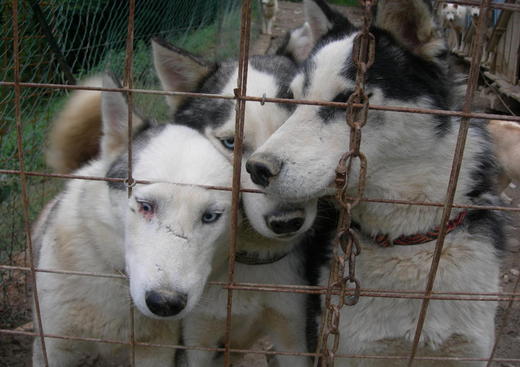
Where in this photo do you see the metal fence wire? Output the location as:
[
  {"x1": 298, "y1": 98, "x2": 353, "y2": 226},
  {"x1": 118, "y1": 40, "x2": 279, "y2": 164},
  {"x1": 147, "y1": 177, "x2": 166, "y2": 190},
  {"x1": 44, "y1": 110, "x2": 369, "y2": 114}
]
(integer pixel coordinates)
[{"x1": 1, "y1": 0, "x2": 520, "y2": 366}]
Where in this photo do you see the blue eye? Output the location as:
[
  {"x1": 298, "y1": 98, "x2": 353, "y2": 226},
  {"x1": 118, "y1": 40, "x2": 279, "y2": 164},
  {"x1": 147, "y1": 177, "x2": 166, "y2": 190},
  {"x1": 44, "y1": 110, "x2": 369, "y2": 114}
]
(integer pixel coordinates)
[
  {"x1": 220, "y1": 137, "x2": 235, "y2": 150},
  {"x1": 201, "y1": 211, "x2": 222, "y2": 224}
]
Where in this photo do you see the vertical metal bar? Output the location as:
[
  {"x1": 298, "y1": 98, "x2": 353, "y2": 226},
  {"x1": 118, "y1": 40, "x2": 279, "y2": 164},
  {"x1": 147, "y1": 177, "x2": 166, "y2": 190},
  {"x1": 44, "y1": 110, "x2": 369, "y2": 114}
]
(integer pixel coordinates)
[
  {"x1": 223, "y1": 0, "x2": 252, "y2": 366},
  {"x1": 407, "y1": 1, "x2": 492, "y2": 365},
  {"x1": 123, "y1": 0, "x2": 136, "y2": 365},
  {"x1": 11, "y1": 0, "x2": 49, "y2": 365}
]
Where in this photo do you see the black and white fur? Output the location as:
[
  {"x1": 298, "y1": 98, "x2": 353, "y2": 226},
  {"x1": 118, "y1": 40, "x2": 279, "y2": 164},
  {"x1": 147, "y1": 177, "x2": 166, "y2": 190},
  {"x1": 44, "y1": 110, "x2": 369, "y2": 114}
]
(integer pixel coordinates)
[
  {"x1": 247, "y1": 0, "x2": 505, "y2": 365},
  {"x1": 152, "y1": 39, "x2": 336, "y2": 366}
]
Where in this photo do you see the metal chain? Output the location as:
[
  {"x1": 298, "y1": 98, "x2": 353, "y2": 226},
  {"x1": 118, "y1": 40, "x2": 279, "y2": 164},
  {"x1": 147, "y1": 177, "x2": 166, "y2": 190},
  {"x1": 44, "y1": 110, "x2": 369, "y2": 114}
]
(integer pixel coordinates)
[{"x1": 320, "y1": 1, "x2": 376, "y2": 365}]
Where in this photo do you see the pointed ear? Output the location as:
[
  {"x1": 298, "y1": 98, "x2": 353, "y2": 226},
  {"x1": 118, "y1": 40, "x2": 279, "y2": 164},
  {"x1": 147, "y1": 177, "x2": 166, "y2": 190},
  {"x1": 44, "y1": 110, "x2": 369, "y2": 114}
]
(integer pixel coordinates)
[
  {"x1": 152, "y1": 37, "x2": 212, "y2": 111},
  {"x1": 304, "y1": 0, "x2": 334, "y2": 42},
  {"x1": 100, "y1": 74, "x2": 145, "y2": 160},
  {"x1": 303, "y1": 0, "x2": 354, "y2": 44},
  {"x1": 277, "y1": 22, "x2": 315, "y2": 63},
  {"x1": 289, "y1": 22, "x2": 314, "y2": 63},
  {"x1": 375, "y1": 0, "x2": 445, "y2": 61}
]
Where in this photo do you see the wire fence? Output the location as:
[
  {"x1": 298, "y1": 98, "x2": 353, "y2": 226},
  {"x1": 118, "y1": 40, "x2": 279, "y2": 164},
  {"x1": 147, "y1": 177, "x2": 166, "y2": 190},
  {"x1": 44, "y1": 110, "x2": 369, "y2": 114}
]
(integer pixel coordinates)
[{"x1": 1, "y1": 0, "x2": 520, "y2": 366}]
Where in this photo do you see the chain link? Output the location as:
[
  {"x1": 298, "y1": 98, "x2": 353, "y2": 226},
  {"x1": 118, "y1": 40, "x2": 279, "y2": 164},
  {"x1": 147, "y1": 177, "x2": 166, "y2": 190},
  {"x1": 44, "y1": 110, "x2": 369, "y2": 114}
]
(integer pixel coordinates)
[{"x1": 320, "y1": 1, "x2": 376, "y2": 365}]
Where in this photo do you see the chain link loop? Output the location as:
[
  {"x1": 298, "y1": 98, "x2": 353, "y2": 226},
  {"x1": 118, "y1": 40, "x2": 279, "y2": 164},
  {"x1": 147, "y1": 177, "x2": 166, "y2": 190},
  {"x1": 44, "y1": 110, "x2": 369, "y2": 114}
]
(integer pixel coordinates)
[{"x1": 320, "y1": 1, "x2": 376, "y2": 365}]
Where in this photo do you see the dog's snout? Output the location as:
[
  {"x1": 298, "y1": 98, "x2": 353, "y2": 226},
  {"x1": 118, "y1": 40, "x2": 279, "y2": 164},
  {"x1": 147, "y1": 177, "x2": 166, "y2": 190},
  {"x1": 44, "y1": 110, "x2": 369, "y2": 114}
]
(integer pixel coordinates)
[
  {"x1": 246, "y1": 154, "x2": 282, "y2": 187},
  {"x1": 266, "y1": 211, "x2": 305, "y2": 235},
  {"x1": 145, "y1": 289, "x2": 187, "y2": 317}
]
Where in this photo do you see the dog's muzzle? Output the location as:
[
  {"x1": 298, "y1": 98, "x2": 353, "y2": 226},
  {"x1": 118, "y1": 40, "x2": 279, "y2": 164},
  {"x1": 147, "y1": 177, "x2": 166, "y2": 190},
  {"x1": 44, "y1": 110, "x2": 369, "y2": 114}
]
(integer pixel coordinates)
[{"x1": 246, "y1": 153, "x2": 282, "y2": 188}]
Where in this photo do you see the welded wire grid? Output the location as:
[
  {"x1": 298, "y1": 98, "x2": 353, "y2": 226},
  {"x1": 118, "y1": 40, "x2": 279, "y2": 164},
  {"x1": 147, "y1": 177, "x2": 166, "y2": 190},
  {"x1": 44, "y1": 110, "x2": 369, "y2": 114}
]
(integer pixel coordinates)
[{"x1": 1, "y1": 0, "x2": 520, "y2": 366}]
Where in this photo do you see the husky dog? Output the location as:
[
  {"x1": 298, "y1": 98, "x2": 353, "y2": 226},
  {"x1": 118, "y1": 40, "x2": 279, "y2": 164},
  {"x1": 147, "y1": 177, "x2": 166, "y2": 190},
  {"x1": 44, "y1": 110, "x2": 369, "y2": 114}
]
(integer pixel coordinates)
[
  {"x1": 152, "y1": 38, "x2": 335, "y2": 366},
  {"x1": 248, "y1": 0, "x2": 505, "y2": 365},
  {"x1": 260, "y1": 0, "x2": 279, "y2": 35},
  {"x1": 33, "y1": 75, "x2": 235, "y2": 366}
]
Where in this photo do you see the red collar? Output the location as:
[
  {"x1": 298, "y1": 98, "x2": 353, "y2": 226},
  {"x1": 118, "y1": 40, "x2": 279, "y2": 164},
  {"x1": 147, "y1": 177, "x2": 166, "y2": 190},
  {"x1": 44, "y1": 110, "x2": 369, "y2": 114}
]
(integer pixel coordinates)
[{"x1": 373, "y1": 211, "x2": 468, "y2": 247}]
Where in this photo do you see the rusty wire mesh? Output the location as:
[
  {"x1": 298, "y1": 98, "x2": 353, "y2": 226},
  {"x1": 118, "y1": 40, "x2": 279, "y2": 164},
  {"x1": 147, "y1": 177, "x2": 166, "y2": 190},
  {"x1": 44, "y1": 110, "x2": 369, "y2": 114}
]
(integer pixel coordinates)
[{"x1": 1, "y1": 0, "x2": 520, "y2": 366}]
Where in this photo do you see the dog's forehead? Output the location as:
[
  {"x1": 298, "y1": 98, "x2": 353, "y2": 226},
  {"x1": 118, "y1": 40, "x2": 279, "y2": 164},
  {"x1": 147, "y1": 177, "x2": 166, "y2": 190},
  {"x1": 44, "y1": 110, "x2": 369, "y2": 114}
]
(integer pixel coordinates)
[
  {"x1": 135, "y1": 125, "x2": 232, "y2": 187},
  {"x1": 174, "y1": 56, "x2": 295, "y2": 133},
  {"x1": 203, "y1": 57, "x2": 296, "y2": 140},
  {"x1": 133, "y1": 181, "x2": 228, "y2": 211},
  {"x1": 300, "y1": 35, "x2": 356, "y2": 99},
  {"x1": 220, "y1": 59, "x2": 290, "y2": 97}
]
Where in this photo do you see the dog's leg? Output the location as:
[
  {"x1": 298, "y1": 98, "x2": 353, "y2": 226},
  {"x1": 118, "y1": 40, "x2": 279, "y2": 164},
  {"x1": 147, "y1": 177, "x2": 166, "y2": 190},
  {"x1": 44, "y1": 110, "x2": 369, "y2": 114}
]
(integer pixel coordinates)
[
  {"x1": 183, "y1": 314, "x2": 224, "y2": 366},
  {"x1": 32, "y1": 337, "x2": 93, "y2": 367},
  {"x1": 262, "y1": 17, "x2": 268, "y2": 34},
  {"x1": 265, "y1": 298, "x2": 312, "y2": 367},
  {"x1": 267, "y1": 18, "x2": 274, "y2": 35},
  {"x1": 134, "y1": 345, "x2": 177, "y2": 367}
]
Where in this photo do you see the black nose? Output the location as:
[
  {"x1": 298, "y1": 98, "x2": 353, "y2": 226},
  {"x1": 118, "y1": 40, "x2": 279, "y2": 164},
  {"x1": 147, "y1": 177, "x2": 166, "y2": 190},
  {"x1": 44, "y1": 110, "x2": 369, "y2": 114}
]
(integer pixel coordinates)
[
  {"x1": 246, "y1": 154, "x2": 282, "y2": 187},
  {"x1": 266, "y1": 216, "x2": 305, "y2": 235},
  {"x1": 145, "y1": 289, "x2": 187, "y2": 317}
]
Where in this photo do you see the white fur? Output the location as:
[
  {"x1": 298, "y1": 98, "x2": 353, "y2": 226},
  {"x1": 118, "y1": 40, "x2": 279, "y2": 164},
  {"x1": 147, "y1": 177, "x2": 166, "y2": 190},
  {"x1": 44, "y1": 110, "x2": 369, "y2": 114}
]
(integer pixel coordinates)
[{"x1": 125, "y1": 126, "x2": 234, "y2": 319}]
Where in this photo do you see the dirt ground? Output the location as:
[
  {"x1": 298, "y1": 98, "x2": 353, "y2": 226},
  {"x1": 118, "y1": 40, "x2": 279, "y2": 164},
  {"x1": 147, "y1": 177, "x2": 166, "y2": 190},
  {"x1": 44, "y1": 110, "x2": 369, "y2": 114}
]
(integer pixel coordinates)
[{"x1": 1, "y1": 2, "x2": 519, "y2": 366}]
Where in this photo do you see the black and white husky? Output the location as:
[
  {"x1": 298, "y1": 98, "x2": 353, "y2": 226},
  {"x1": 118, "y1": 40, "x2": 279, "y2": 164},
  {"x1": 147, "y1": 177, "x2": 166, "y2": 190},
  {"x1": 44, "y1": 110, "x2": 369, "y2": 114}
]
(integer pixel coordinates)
[
  {"x1": 152, "y1": 39, "x2": 336, "y2": 366},
  {"x1": 33, "y1": 75, "x2": 237, "y2": 366},
  {"x1": 247, "y1": 0, "x2": 505, "y2": 365}
]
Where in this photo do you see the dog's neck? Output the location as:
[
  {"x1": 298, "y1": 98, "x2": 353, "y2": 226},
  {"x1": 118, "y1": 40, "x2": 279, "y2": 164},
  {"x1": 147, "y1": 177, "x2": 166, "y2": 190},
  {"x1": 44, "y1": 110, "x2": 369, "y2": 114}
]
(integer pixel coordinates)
[
  {"x1": 236, "y1": 223, "x2": 299, "y2": 259},
  {"x1": 340, "y1": 121, "x2": 491, "y2": 240},
  {"x1": 346, "y1": 130, "x2": 483, "y2": 241}
]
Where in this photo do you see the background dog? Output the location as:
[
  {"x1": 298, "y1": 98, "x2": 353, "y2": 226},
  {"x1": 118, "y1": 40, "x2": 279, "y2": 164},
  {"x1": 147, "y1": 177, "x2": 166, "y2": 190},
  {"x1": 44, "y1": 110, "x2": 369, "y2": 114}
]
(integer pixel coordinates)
[{"x1": 260, "y1": 0, "x2": 279, "y2": 35}]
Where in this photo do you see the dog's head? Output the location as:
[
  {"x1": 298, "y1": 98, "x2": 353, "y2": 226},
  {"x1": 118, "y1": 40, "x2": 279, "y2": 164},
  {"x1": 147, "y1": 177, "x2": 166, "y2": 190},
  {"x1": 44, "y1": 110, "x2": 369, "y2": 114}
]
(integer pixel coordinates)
[
  {"x1": 440, "y1": 3, "x2": 458, "y2": 22},
  {"x1": 152, "y1": 39, "x2": 318, "y2": 245},
  {"x1": 101, "y1": 75, "x2": 233, "y2": 319},
  {"x1": 247, "y1": 0, "x2": 452, "y2": 202}
]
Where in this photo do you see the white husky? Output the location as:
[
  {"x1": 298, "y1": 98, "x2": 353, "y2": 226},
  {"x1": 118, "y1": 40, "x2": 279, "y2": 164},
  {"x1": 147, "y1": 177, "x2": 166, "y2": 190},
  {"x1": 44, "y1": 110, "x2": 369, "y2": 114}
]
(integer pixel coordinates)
[
  {"x1": 33, "y1": 75, "x2": 234, "y2": 366},
  {"x1": 248, "y1": 0, "x2": 505, "y2": 365}
]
